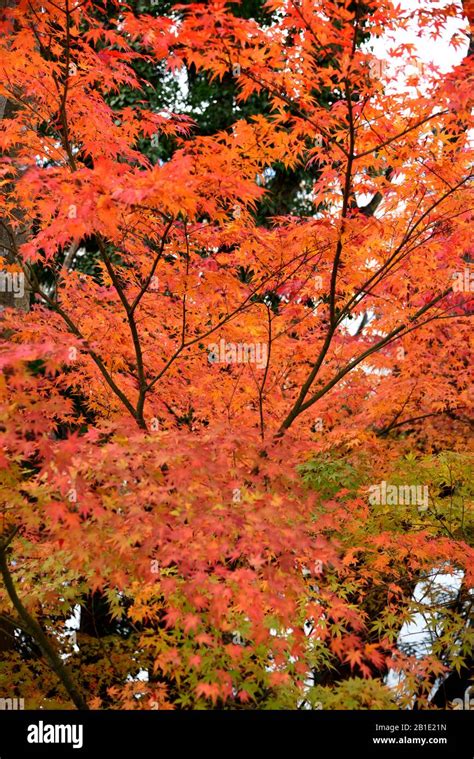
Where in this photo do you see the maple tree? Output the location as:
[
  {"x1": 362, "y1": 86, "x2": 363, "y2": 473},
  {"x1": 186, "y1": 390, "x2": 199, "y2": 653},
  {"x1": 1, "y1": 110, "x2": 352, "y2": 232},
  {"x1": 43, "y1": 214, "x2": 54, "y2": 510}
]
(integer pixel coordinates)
[{"x1": 0, "y1": 0, "x2": 472, "y2": 710}]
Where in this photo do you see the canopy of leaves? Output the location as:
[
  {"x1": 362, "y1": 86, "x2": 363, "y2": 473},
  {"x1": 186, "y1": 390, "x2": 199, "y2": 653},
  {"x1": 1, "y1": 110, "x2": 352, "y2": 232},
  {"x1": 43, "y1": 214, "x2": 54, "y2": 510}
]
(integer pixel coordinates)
[{"x1": 0, "y1": 0, "x2": 472, "y2": 710}]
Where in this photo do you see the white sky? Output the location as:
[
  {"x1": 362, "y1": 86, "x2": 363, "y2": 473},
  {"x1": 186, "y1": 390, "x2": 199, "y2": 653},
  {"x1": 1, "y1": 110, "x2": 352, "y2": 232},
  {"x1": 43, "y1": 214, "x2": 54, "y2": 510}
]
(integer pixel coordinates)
[{"x1": 369, "y1": 0, "x2": 469, "y2": 78}]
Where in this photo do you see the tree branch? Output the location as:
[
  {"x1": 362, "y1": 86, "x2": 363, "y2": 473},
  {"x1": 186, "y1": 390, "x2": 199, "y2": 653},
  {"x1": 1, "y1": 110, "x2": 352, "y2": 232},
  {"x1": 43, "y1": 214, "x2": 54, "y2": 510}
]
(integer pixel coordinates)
[{"x1": 0, "y1": 542, "x2": 89, "y2": 710}]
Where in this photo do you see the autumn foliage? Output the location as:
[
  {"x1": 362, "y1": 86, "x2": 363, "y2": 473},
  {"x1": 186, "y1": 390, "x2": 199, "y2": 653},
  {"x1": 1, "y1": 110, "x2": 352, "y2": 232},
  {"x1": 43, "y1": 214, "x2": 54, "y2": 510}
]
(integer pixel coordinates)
[{"x1": 0, "y1": 0, "x2": 472, "y2": 710}]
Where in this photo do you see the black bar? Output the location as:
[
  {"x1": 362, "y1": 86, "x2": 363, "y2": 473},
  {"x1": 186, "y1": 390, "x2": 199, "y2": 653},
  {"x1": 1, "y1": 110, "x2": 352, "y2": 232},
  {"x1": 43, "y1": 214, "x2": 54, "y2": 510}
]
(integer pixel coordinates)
[{"x1": 0, "y1": 709, "x2": 472, "y2": 757}]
